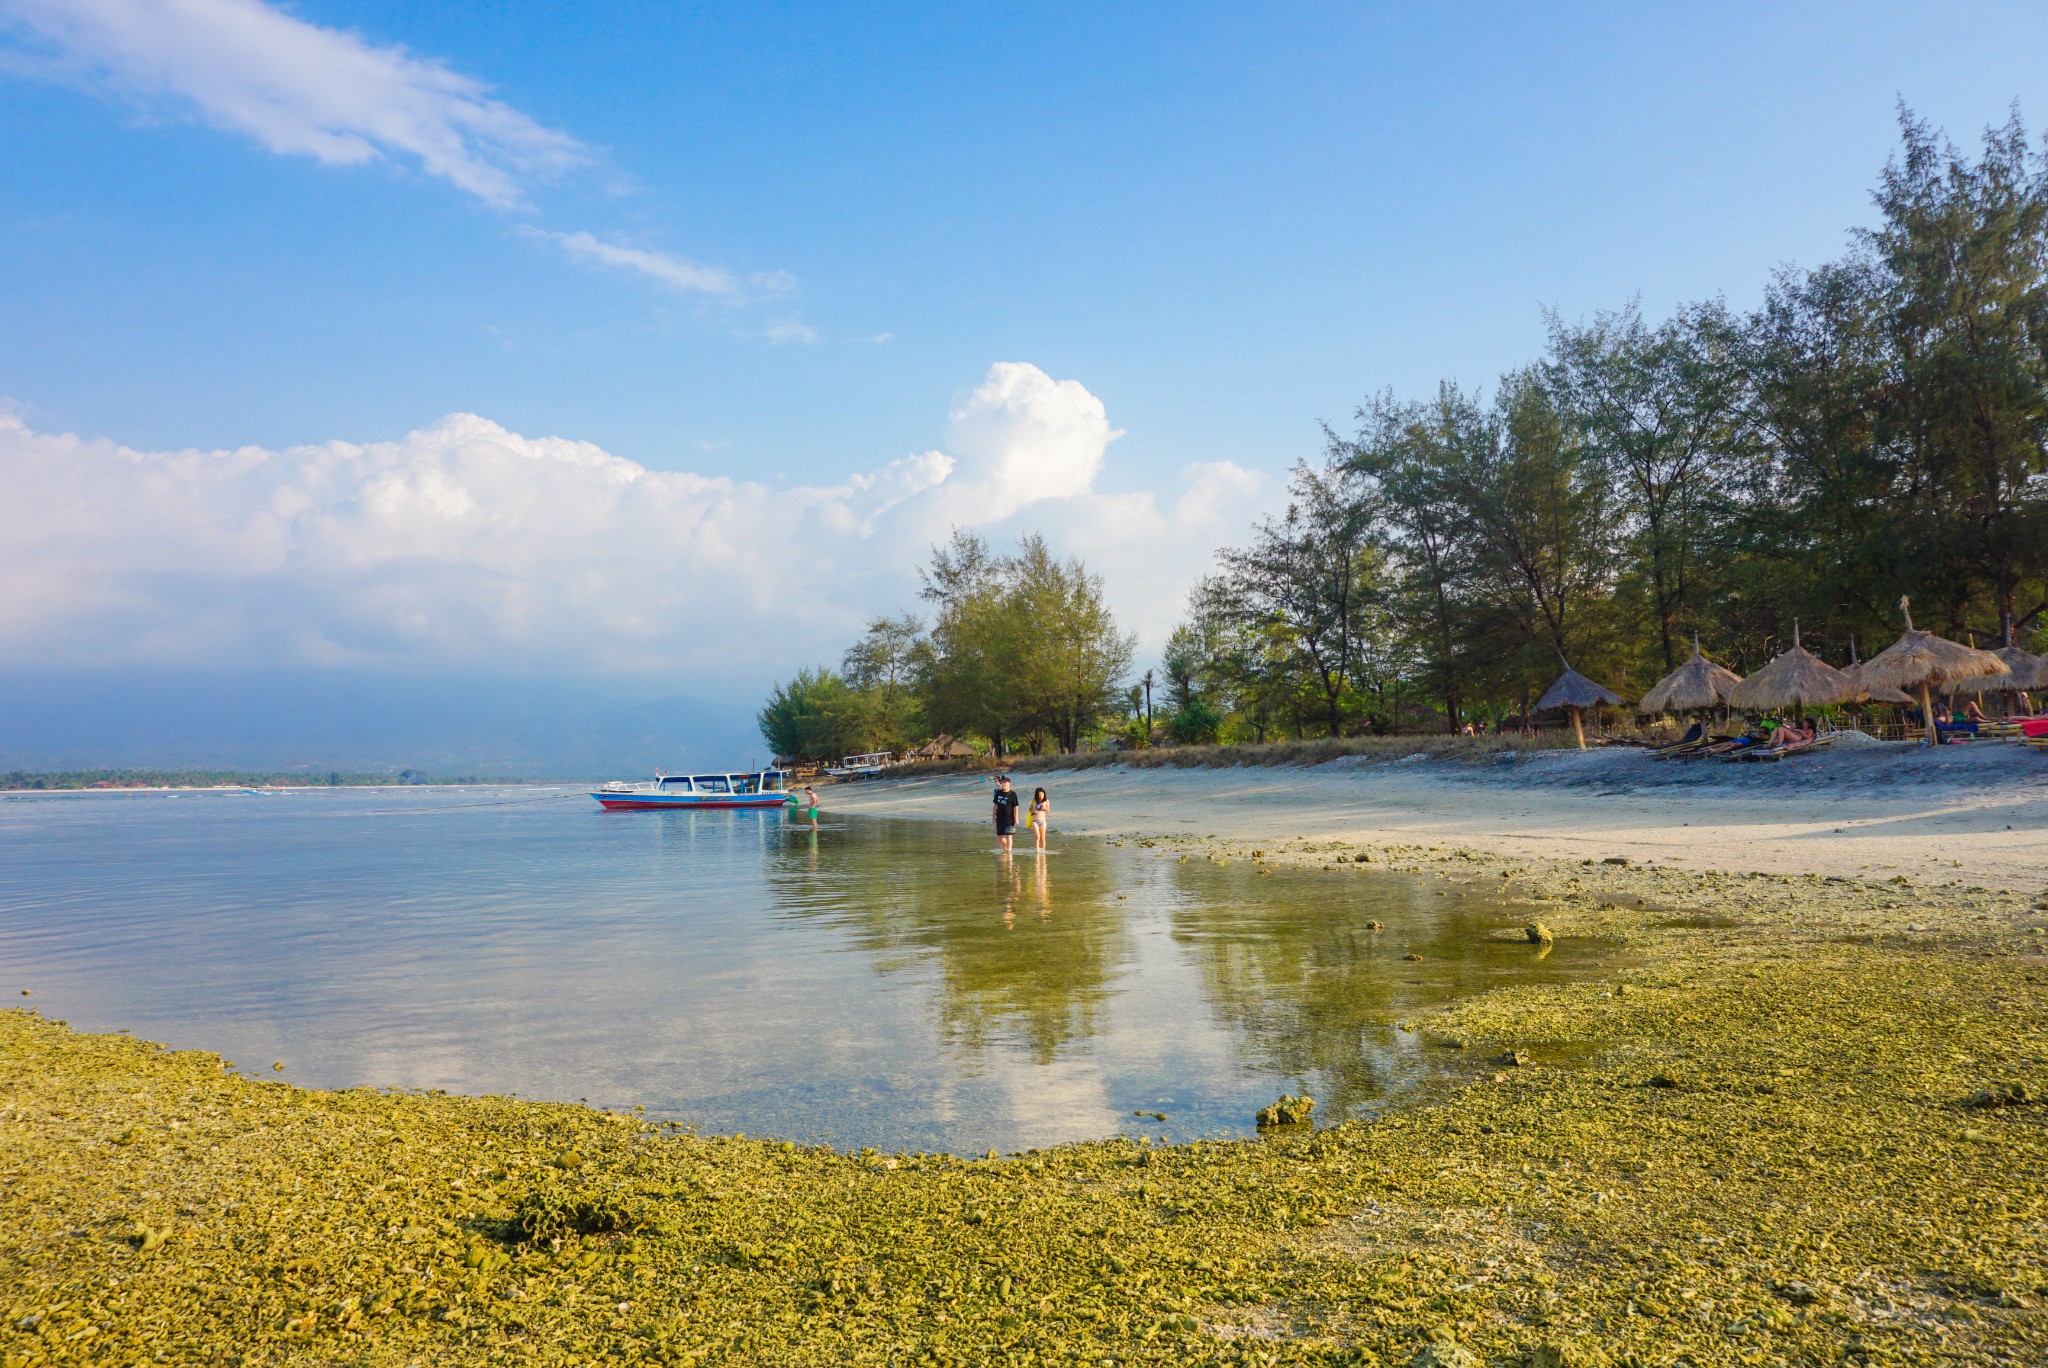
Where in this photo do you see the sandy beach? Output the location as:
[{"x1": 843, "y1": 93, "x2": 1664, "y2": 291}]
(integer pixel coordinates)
[{"x1": 827, "y1": 741, "x2": 2048, "y2": 892}]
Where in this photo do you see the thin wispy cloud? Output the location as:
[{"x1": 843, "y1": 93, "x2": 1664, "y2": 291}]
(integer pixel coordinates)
[
  {"x1": 1, "y1": 0, "x2": 587, "y2": 209},
  {"x1": 529, "y1": 228, "x2": 800, "y2": 304},
  {"x1": 1, "y1": 0, "x2": 812, "y2": 325}
]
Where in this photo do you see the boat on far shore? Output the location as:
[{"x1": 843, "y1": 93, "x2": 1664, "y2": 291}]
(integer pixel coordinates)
[
  {"x1": 590, "y1": 769, "x2": 792, "y2": 811},
  {"x1": 824, "y1": 750, "x2": 894, "y2": 779}
]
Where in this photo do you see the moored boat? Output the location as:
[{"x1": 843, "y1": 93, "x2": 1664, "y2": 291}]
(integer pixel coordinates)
[
  {"x1": 823, "y1": 750, "x2": 894, "y2": 778},
  {"x1": 590, "y1": 770, "x2": 792, "y2": 811}
]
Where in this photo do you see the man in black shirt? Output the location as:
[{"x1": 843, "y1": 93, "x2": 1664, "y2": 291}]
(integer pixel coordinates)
[{"x1": 992, "y1": 775, "x2": 1019, "y2": 852}]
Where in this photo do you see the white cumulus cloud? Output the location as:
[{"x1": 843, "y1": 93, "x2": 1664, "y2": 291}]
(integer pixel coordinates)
[
  {"x1": 0, "y1": 365, "x2": 1266, "y2": 688},
  {"x1": 2, "y1": 0, "x2": 587, "y2": 209}
]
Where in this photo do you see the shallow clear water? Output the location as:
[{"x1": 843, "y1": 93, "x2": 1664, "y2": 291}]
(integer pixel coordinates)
[{"x1": 0, "y1": 787, "x2": 1617, "y2": 1152}]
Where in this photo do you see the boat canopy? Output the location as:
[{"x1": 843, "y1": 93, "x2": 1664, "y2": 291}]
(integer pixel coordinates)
[{"x1": 652, "y1": 771, "x2": 786, "y2": 794}]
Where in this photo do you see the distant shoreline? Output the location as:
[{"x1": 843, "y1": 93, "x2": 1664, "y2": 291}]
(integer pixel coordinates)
[
  {"x1": 826, "y1": 743, "x2": 2048, "y2": 891},
  {"x1": 0, "y1": 781, "x2": 553, "y2": 795}
]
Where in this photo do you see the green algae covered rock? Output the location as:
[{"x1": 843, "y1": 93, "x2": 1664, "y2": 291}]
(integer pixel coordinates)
[
  {"x1": 510, "y1": 1178, "x2": 648, "y2": 1243},
  {"x1": 1255, "y1": 1093, "x2": 1315, "y2": 1127},
  {"x1": 1518, "y1": 1343, "x2": 1609, "y2": 1368},
  {"x1": 1410, "y1": 1337, "x2": 1480, "y2": 1367},
  {"x1": 1966, "y1": 1081, "x2": 2032, "y2": 1109}
]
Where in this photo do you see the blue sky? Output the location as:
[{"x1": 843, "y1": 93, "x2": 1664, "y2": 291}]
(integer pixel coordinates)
[{"x1": 2, "y1": 1, "x2": 2046, "y2": 767}]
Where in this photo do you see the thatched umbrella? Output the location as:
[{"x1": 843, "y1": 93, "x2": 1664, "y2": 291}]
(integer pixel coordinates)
[
  {"x1": 1637, "y1": 634, "x2": 1743, "y2": 718},
  {"x1": 1947, "y1": 629, "x2": 2043, "y2": 711},
  {"x1": 1841, "y1": 639, "x2": 1913, "y2": 707},
  {"x1": 1857, "y1": 597, "x2": 2009, "y2": 746},
  {"x1": 1725, "y1": 622, "x2": 1857, "y2": 718},
  {"x1": 1535, "y1": 659, "x2": 1624, "y2": 750}
]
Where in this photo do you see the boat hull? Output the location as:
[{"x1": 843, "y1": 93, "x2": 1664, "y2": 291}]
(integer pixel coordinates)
[{"x1": 591, "y1": 794, "x2": 792, "y2": 811}]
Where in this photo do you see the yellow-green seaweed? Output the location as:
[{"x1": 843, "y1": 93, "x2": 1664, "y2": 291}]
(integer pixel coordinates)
[{"x1": 3, "y1": 856, "x2": 2045, "y2": 1366}]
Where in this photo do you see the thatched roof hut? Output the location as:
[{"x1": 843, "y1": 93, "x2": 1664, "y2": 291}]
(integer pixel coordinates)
[
  {"x1": 906, "y1": 734, "x2": 979, "y2": 761},
  {"x1": 1535, "y1": 661, "x2": 1623, "y2": 750},
  {"x1": 1536, "y1": 666, "x2": 1623, "y2": 713},
  {"x1": 1840, "y1": 638, "x2": 1912, "y2": 707},
  {"x1": 1725, "y1": 624, "x2": 1856, "y2": 714},
  {"x1": 1860, "y1": 599, "x2": 2009, "y2": 744},
  {"x1": 1842, "y1": 660, "x2": 1913, "y2": 706},
  {"x1": 1637, "y1": 636, "x2": 1742, "y2": 716},
  {"x1": 1949, "y1": 645, "x2": 2043, "y2": 696}
]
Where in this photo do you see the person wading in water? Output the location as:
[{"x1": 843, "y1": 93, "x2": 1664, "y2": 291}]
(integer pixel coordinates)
[{"x1": 992, "y1": 775, "x2": 1020, "y2": 852}]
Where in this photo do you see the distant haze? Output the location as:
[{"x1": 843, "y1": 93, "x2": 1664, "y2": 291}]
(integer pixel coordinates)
[{"x1": 0, "y1": 672, "x2": 760, "y2": 779}]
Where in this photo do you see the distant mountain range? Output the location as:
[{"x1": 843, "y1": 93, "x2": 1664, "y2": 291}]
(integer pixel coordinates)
[{"x1": 0, "y1": 671, "x2": 762, "y2": 779}]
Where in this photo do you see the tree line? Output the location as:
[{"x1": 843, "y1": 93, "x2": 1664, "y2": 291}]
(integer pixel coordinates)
[
  {"x1": 1163, "y1": 109, "x2": 2048, "y2": 740},
  {"x1": 766, "y1": 109, "x2": 2048, "y2": 754},
  {"x1": 759, "y1": 532, "x2": 1135, "y2": 760}
]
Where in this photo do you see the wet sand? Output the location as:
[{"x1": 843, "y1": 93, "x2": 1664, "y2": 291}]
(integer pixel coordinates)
[{"x1": 826, "y1": 743, "x2": 2048, "y2": 891}]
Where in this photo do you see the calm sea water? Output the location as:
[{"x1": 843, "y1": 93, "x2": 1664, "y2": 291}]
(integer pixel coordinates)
[{"x1": 0, "y1": 787, "x2": 1616, "y2": 1152}]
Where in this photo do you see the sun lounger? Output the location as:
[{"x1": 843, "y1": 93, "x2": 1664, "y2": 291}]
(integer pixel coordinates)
[
  {"x1": 1647, "y1": 722, "x2": 1706, "y2": 757},
  {"x1": 1648, "y1": 726, "x2": 1712, "y2": 759},
  {"x1": 2019, "y1": 718, "x2": 2048, "y2": 739},
  {"x1": 1741, "y1": 733, "x2": 1834, "y2": 762}
]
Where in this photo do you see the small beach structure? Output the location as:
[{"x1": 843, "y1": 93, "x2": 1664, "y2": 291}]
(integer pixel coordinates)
[
  {"x1": 1726, "y1": 622, "x2": 1858, "y2": 718},
  {"x1": 1857, "y1": 597, "x2": 2009, "y2": 746},
  {"x1": 1841, "y1": 638, "x2": 1913, "y2": 707},
  {"x1": 1637, "y1": 634, "x2": 1743, "y2": 718},
  {"x1": 1535, "y1": 659, "x2": 1624, "y2": 750},
  {"x1": 1946, "y1": 629, "x2": 2043, "y2": 714},
  {"x1": 906, "y1": 734, "x2": 979, "y2": 761}
]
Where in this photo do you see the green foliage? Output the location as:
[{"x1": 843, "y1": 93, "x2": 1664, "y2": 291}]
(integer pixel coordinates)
[
  {"x1": 1165, "y1": 697, "x2": 1222, "y2": 745},
  {"x1": 1219, "y1": 457, "x2": 1384, "y2": 737},
  {"x1": 756, "y1": 665, "x2": 860, "y2": 762},
  {"x1": 1176, "y1": 108, "x2": 2048, "y2": 738},
  {"x1": 840, "y1": 614, "x2": 928, "y2": 753},
  {"x1": 772, "y1": 531, "x2": 1137, "y2": 759}
]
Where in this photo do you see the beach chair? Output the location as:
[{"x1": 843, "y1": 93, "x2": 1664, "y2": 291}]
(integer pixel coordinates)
[
  {"x1": 1744, "y1": 733, "x2": 1834, "y2": 762},
  {"x1": 1647, "y1": 721, "x2": 1707, "y2": 759},
  {"x1": 1696, "y1": 735, "x2": 1760, "y2": 760}
]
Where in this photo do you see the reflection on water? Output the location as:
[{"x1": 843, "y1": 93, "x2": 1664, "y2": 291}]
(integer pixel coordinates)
[{"x1": 0, "y1": 789, "x2": 1618, "y2": 1152}]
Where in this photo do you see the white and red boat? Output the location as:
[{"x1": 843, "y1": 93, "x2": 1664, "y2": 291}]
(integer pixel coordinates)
[{"x1": 590, "y1": 770, "x2": 793, "y2": 811}]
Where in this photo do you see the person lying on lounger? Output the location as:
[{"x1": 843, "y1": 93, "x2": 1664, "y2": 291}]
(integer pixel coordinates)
[
  {"x1": 1958, "y1": 698, "x2": 1988, "y2": 724},
  {"x1": 1764, "y1": 720, "x2": 1814, "y2": 748}
]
